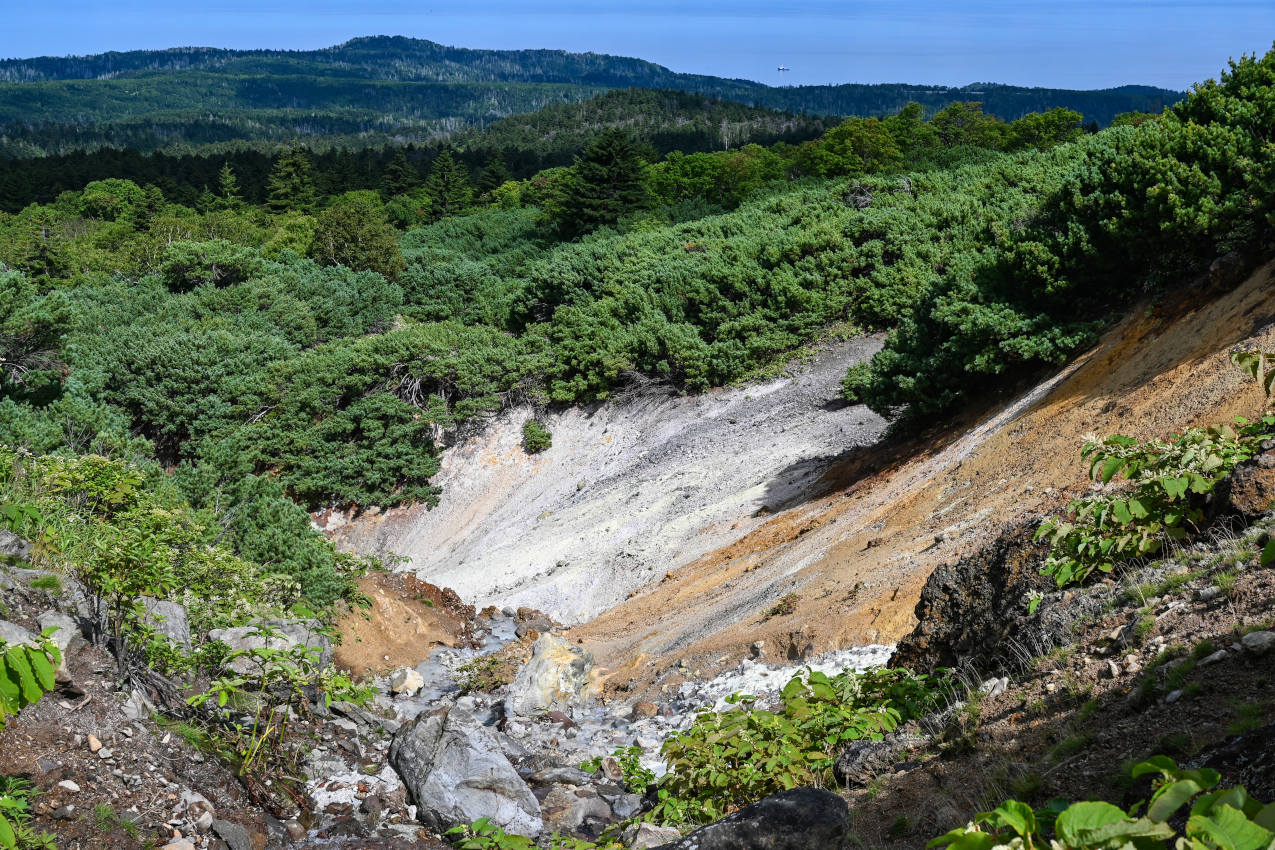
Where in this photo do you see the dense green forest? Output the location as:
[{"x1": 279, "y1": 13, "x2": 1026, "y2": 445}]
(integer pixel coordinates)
[
  {"x1": 0, "y1": 45, "x2": 1269, "y2": 613},
  {"x1": 0, "y1": 36, "x2": 1181, "y2": 155},
  {"x1": 0, "y1": 89, "x2": 834, "y2": 211}
]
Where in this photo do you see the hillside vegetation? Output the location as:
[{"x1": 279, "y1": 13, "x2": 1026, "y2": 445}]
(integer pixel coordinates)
[
  {"x1": 0, "y1": 46, "x2": 1269, "y2": 614},
  {"x1": 0, "y1": 35, "x2": 1180, "y2": 155}
]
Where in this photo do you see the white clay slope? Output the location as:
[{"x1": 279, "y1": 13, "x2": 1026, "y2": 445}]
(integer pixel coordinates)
[{"x1": 335, "y1": 337, "x2": 886, "y2": 623}]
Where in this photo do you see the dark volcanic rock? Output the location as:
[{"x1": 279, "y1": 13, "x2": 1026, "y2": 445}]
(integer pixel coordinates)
[
  {"x1": 890, "y1": 521, "x2": 1052, "y2": 674},
  {"x1": 1196, "y1": 721, "x2": 1275, "y2": 801},
  {"x1": 1217, "y1": 446, "x2": 1275, "y2": 519},
  {"x1": 833, "y1": 729, "x2": 928, "y2": 787},
  {"x1": 652, "y1": 787, "x2": 849, "y2": 850}
]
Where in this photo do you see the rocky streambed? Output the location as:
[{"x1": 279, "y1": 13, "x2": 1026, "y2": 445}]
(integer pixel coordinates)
[{"x1": 351, "y1": 606, "x2": 894, "y2": 843}]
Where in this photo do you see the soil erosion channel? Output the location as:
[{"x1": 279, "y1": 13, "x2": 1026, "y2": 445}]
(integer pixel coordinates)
[{"x1": 335, "y1": 260, "x2": 1275, "y2": 694}]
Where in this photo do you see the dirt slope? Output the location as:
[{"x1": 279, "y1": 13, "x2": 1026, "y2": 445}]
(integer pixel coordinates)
[
  {"x1": 569, "y1": 260, "x2": 1275, "y2": 691},
  {"x1": 327, "y1": 338, "x2": 887, "y2": 624},
  {"x1": 336, "y1": 260, "x2": 1275, "y2": 695}
]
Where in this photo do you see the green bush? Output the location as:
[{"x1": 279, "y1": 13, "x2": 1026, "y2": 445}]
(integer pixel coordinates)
[
  {"x1": 845, "y1": 46, "x2": 1275, "y2": 422},
  {"x1": 929, "y1": 756, "x2": 1275, "y2": 850},
  {"x1": 522, "y1": 419, "x2": 552, "y2": 454},
  {"x1": 652, "y1": 667, "x2": 947, "y2": 825},
  {"x1": 0, "y1": 777, "x2": 56, "y2": 850},
  {"x1": 1037, "y1": 421, "x2": 1273, "y2": 587}
]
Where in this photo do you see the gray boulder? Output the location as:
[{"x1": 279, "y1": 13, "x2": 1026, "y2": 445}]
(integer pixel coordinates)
[
  {"x1": 138, "y1": 598, "x2": 191, "y2": 650},
  {"x1": 506, "y1": 633, "x2": 595, "y2": 717},
  {"x1": 1242, "y1": 630, "x2": 1275, "y2": 656},
  {"x1": 625, "y1": 823, "x2": 682, "y2": 849},
  {"x1": 0, "y1": 620, "x2": 37, "y2": 647},
  {"x1": 389, "y1": 705, "x2": 541, "y2": 837},
  {"x1": 833, "y1": 729, "x2": 928, "y2": 787},
  {"x1": 652, "y1": 787, "x2": 849, "y2": 850},
  {"x1": 207, "y1": 619, "x2": 332, "y2": 676},
  {"x1": 0, "y1": 530, "x2": 31, "y2": 561}
]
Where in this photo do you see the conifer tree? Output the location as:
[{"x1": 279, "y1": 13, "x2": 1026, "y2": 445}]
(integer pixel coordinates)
[
  {"x1": 557, "y1": 129, "x2": 648, "y2": 237},
  {"x1": 476, "y1": 151, "x2": 512, "y2": 196},
  {"x1": 215, "y1": 162, "x2": 243, "y2": 209},
  {"x1": 423, "y1": 150, "x2": 472, "y2": 222},
  {"x1": 381, "y1": 149, "x2": 420, "y2": 198},
  {"x1": 266, "y1": 147, "x2": 317, "y2": 214}
]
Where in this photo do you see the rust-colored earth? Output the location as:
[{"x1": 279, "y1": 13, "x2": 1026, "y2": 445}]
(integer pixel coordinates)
[
  {"x1": 334, "y1": 572, "x2": 474, "y2": 678},
  {"x1": 571, "y1": 261, "x2": 1275, "y2": 694}
]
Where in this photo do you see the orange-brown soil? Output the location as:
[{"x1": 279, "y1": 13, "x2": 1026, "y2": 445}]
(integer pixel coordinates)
[
  {"x1": 333, "y1": 572, "x2": 474, "y2": 678},
  {"x1": 573, "y1": 261, "x2": 1275, "y2": 695}
]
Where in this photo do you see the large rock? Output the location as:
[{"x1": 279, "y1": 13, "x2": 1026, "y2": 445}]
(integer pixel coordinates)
[
  {"x1": 506, "y1": 633, "x2": 596, "y2": 717},
  {"x1": 1218, "y1": 447, "x2": 1275, "y2": 518},
  {"x1": 208, "y1": 619, "x2": 332, "y2": 676},
  {"x1": 890, "y1": 521, "x2": 1055, "y2": 674},
  {"x1": 538, "y1": 784, "x2": 612, "y2": 839},
  {"x1": 625, "y1": 823, "x2": 682, "y2": 849},
  {"x1": 389, "y1": 705, "x2": 541, "y2": 837},
  {"x1": 0, "y1": 620, "x2": 37, "y2": 647},
  {"x1": 832, "y1": 728, "x2": 928, "y2": 787},
  {"x1": 138, "y1": 597, "x2": 191, "y2": 650},
  {"x1": 651, "y1": 787, "x2": 849, "y2": 850},
  {"x1": 0, "y1": 530, "x2": 31, "y2": 561}
]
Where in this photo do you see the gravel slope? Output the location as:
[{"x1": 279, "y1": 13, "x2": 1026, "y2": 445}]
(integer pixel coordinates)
[{"x1": 329, "y1": 337, "x2": 886, "y2": 622}]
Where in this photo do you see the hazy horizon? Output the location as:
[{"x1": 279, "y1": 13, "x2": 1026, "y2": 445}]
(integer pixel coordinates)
[{"x1": 5, "y1": 1, "x2": 1274, "y2": 91}]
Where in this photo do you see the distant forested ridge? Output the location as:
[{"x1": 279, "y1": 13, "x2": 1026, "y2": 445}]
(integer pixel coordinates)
[
  {"x1": 0, "y1": 36, "x2": 1181, "y2": 156},
  {"x1": 0, "y1": 89, "x2": 834, "y2": 210}
]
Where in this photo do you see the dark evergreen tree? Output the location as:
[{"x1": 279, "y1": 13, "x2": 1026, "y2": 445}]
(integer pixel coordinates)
[
  {"x1": 266, "y1": 147, "x2": 317, "y2": 214},
  {"x1": 557, "y1": 129, "x2": 649, "y2": 237},
  {"x1": 476, "y1": 151, "x2": 512, "y2": 195},
  {"x1": 215, "y1": 162, "x2": 243, "y2": 209},
  {"x1": 423, "y1": 150, "x2": 472, "y2": 222},
  {"x1": 381, "y1": 149, "x2": 420, "y2": 198}
]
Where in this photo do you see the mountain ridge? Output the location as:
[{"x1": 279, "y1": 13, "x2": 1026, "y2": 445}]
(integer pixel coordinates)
[{"x1": 0, "y1": 35, "x2": 1183, "y2": 147}]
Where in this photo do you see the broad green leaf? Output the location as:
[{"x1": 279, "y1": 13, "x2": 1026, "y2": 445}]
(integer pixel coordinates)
[
  {"x1": 1261, "y1": 540, "x2": 1275, "y2": 568},
  {"x1": 0, "y1": 811, "x2": 14, "y2": 849},
  {"x1": 1082, "y1": 816, "x2": 1175, "y2": 844},
  {"x1": 27, "y1": 650, "x2": 55, "y2": 692},
  {"x1": 1112, "y1": 500, "x2": 1133, "y2": 524},
  {"x1": 1148, "y1": 779, "x2": 1203, "y2": 822},
  {"x1": 3, "y1": 649, "x2": 40, "y2": 705},
  {"x1": 991, "y1": 800, "x2": 1036, "y2": 837},
  {"x1": 1056, "y1": 801, "x2": 1132, "y2": 845},
  {"x1": 1128, "y1": 497, "x2": 1150, "y2": 519},
  {"x1": 926, "y1": 828, "x2": 997, "y2": 850},
  {"x1": 1161, "y1": 476, "x2": 1189, "y2": 499},
  {"x1": 1101, "y1": 455, "x2": 1126, "y2": 483},
  {"x1": 1187, "y1": 805, "x2": 1275, "y2": 850}
]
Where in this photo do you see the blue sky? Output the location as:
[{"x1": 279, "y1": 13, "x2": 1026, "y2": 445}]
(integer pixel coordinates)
[{"x1": 5, "y1": 1, "x2": 1274, "y2": 90}]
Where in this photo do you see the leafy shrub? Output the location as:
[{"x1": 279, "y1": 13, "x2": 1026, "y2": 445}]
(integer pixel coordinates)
[
  {"x1": 1036, "y1": 421, "x2": 1272, "y2": 587},
  {"x1": 928, "y1": 756, "x2": 1275, "y2": 850},
  {"x1": 188, "y1": 633, "x2": 371, "y2": 781},
  {"x1": 580, "y1": 745, "x2": 656, "y2": 796},
  {"x1": 653, "y1": 667, "x2": 946, "y2": 825},
  {"x1": 0, "y1": 632, "x2": 61, "y2": 730},
  {"x1": 764, "y1": 592, "x2": 799, "y2": 619},
  {"x1": 522, "y1": 419, "x2": 552, "y2": 454},
  {"x1": 158, "y1": 239, "x2": 264, "y2": 291},
  {"x1": 453, "y1": 655, "x2": 510, "y2": 695},
  {"x1": 0, "y1": 777, "x2": 56, "y2": 850},
  {"x1": 446, "y1": 818, "x2": 620, "y2": 849}
]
